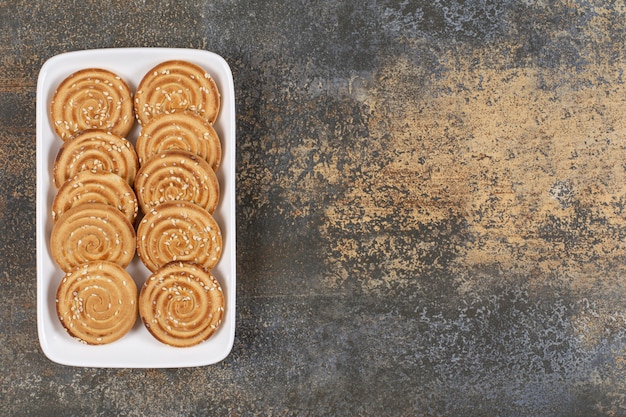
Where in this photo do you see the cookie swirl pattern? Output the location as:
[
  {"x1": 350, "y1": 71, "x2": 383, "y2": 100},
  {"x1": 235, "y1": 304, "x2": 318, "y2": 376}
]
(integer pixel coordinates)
[
  {"x1": 53, "y1": 130, "x2": 139, "y2": 188},
  {"x1": 50, "y1": 68, "x2": 134, "y2": 140},
  {"x1": 52, "y1": 171, "x2": 138, "y2": 224},
  {"x1": 56, "y1": 261, "x2": 138, "y2": 345},
  {"x1": 135, "y1": 112, "x2": 222, "y2": 169},
  {"x1": 134, "y1": 150, "x2": 220, "y2": 215},
  {"x1": 136, "y1": 201, "x2": 222, "y2": 272},
  {"x1": 51, "y1": 203, "x2": 136, "y2": 272},
  {"x1": 139, "y1": 262, "x2": 224, "y2": 347},
  {"x1": 134, "y1": 60, "x2": 220, "y2": 126}
]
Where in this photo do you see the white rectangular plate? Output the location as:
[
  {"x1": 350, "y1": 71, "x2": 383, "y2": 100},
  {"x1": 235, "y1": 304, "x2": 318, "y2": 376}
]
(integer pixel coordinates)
[{"x1": 36, "y1": 48, "x2": 236, "y2": 368}]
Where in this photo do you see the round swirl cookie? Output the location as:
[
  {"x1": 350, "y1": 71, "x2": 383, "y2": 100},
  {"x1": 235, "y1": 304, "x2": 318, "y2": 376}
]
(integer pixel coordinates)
[
  {"x1": 134, "y1": 60, "x2": 220, "y2": 126},
  {"x1": 53, "y1": 130, "x2": 139, "y2": 188},
  {"x1": 52, "y1": 170, "x2": 138, "y2": 224},
  {"x1": 50, "y1": 202, "x2": 136, "y2": 272},
  {"x1": 136, "y1": 201, "x2": 222, "y2": 272},
  {"x1": 139, "y1": 261, "x2": 225, "y2": 347},
  {"x1": 134, "y1": 150, "x2": 220, "y2": 215},
  {"x1": 135, "y1": 112, "x2": 222, "y2": 169},
  {"x1": 50, "y1": 68, "x2": 134, "y2": 141},
  {"x1": 56, "y1": 261, "x2": 138, "y2": 345}
]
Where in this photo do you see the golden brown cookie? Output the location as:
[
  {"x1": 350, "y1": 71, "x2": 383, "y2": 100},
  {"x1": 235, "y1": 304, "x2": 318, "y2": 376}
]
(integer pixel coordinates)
[
  {"x1": 50, "y1": 68, "x2": 134, "y2": 141},
  {"x1": 134, "y1": 150, "x2": 220, "y2": 215},
  {"x1": 134, "y1": 60, "x2": 220, "y2": 126},
  {"x1": 56, "y1": 261, "x2": 138, "y2": 345},
  {"x1": 52, "y1": 170, "x2": 138, "y2": 224},
  {"x1": 51, "y1": 203, "x2": 136, "y2": 272},
  {"x1": 53, "y1": 130, "x2": 139, "y2": 188},
  {"x1": 139, "y1": 261, "x2": 224, "y2": 347},
  {"x1": 135, "y1": 112, "x2": 222, "y2": 169},
  {"x1": 136, "y1": 201, "x2": 222, "y2": 272}
]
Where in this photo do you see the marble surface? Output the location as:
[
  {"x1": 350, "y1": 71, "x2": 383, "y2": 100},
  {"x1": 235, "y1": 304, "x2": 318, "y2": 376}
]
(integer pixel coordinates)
[{"x1": 3, "y1": 1, "x2": 626, "y2": 415}]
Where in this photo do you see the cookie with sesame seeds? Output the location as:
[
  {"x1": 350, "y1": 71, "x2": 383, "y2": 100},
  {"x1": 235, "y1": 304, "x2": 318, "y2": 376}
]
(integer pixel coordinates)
[
  {"x1": 136, "y1": 201, "x2": 223, "y2": 273},
  {"x1": 50, "y1": 203, "x2": 136, "y2": 272},
  {"x1": 139, "y1": 261, "x2": 224, "y2": 347},
  {"x1": 134, "y1": 150, "x2": 220, "y2": 215},
  {"x1": 56, "y1": 261, "x2": 138, "y2": 345},
  {"x1": 135, "y1": 111, "x2": 222, "y2": 169},
  {"x1": 52, "y1": 170, "x2": 138, "y2": 224},
  {"x1": 52, "y1": 130, "x2": 139, "y2": 188},
  {"x1": 50, "y1": 68, "x2": 134, "y2": 141},
  {"x1": 134, "y1": 60, "x2": 220, "y2": 126}
]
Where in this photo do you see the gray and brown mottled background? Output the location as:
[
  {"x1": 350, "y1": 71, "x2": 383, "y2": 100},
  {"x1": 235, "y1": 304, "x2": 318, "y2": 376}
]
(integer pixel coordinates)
[{"x1": 3, "y1": 0, "x2": 626, "y2": 415}]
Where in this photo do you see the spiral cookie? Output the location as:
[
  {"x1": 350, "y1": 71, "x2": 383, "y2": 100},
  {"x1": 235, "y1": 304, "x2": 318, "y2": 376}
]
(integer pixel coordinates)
[
  {"x1": 56, "y1": 261, "x2": 138, "y2": 345},
  {"x1": 51, "y1": 203, "x2": 136, "y2": 272},
  {"x1": 139, "y1": 261, "x2": 224, "y2": 347},
  {"x1": 135, "y1": 112, "x2": 222, "y2": 169},
  {"x1": 134, "y1": 60, "x2": 220, "y2": 126},
  {"x1": 52, "y1": 171, "x2": 138, "y2": 224},
  {"x1": 53, "y1": 130, "x2": 139, "y2": 188},
  {"x1": 134, "y1": 150, "x2": 220, "y2": 215},
  {"x1": 50, "y1": 68, "x2": 134, "y2": 140},
  {"x1": 136, "y1": 201, "x2": 222, "y2": 272}
]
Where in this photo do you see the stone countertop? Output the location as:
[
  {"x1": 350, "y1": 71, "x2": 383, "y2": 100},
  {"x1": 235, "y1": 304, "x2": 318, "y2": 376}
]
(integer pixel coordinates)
[{"x1": 3, "y1": 1, "x2": 626, "y2": 415}]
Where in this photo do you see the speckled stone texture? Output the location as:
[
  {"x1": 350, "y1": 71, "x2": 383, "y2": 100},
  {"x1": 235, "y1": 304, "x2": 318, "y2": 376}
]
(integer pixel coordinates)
[{"x1": 3, "y1": 0, "x2": 626, "y2": 415}]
